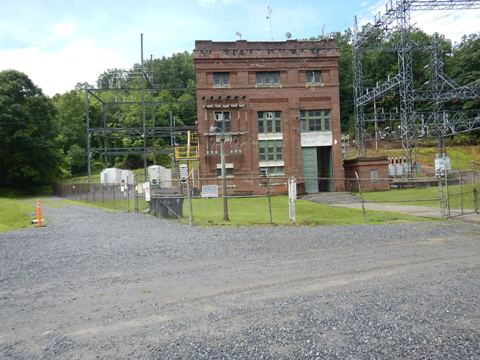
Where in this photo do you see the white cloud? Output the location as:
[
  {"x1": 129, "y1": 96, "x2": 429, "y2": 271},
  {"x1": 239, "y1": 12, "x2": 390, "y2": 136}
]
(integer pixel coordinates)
[
  {"x1": 197, "y1": 0, "x2": 242, "y2": 7},
  {"x1": 358, "y1": 2, "x2": 480, "y2": 42},
  {"x1": 0, "y1": 39, "x2": 131, "y2": 96},
  {"x1": 53, "y1": 22, "x2": 76, "y2": 39},
  {"x1": 412, "y1": 9, "x2": 480, "y2": 43}
]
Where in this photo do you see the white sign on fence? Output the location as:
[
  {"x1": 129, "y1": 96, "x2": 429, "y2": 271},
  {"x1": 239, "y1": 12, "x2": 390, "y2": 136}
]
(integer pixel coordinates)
[
  {"x1": 435, "y1": 156, "x2": 451, "y2": 175},
  {"x1": 288, "y1": 177, "x2": 297, "y2": 224},
  {"x1": 179, "y1": 164, "x2": 188, "y2": 181},
  {"x1": 143, "y1": 182, "x2": 151, "y2": 202},
  {"x1": 201, "y1": 184, "x2": 219, "y2": 198}
]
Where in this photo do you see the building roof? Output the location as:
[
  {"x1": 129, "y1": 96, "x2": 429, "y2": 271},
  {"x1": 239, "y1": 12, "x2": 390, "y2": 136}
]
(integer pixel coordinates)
[{"x1": 193, "y1": 39, "x2": 339, "y2": 59}]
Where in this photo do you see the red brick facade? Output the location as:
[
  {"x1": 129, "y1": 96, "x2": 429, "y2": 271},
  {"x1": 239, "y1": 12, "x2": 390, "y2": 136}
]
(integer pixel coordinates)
[
  {"x1": 343, "y1": 157, "x2": 390, "y2": 192},
  {"x1": 193, "y1": 40, "x2": 345, "y2": 194}
]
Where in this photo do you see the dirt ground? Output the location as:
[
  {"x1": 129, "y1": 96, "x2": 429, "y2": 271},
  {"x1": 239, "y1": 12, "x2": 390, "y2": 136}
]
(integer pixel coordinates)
[{"x1": 1, "y1": 199, "x2": 479, "y2": 359}]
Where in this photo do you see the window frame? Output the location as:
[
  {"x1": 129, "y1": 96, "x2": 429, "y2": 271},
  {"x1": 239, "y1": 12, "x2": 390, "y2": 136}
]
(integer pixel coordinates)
[
  {"x1": 214, "y1": 111, "x2": 231, "y2": 132},
  {"x1": 257, "y1": 111, "x2": 282, "y2": 134},
  {"x1": 306, "y1": 70, "x2": 322, "y2": 84},
  {"x1": 213, "y1": 72, "x2": 230, "y2": 87},
  {"x1": 258, "y1": 139, "x2": 283, "y2": 162},
  {"x1": 299, "y1": 110, "x2": 331, "y2": 132},
  {"x1": 256, "y1": 71, "x2": 280, "y2": 86}
]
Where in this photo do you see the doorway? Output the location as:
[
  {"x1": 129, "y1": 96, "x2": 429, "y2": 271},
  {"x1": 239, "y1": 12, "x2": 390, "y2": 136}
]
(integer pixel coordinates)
[{"x1": 301, "y1": 146, "x2": 332, "y2": 193}]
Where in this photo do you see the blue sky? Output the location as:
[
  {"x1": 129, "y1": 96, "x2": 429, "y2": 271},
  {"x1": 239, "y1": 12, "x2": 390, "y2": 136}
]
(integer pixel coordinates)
[{"x1": 0, "y1": 0, "x2": 478, "y2": 96}]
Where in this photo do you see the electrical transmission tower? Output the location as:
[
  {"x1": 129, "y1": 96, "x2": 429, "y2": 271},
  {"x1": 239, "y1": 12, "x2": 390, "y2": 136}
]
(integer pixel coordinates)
[
  {"x1": 84, "y1": 35, "x2": 196, "y2": 183},
  {"x1": 353, "y1": 0, "x2": 480, "y2": 176}
]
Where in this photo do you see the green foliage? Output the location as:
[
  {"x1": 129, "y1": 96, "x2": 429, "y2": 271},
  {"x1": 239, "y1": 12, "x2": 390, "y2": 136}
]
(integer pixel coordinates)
[{"x1": 0, "y1": 70, "x2": 62, "y2": 190}]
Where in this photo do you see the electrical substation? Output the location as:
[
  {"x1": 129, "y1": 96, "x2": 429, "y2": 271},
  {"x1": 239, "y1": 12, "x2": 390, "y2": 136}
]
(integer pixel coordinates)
[
  {"x1": 353, "y1": 0, "x2": 480, "y2": 176},
  {"x1": 84, "y1": 35, "x2": 198, "y2": 185}
]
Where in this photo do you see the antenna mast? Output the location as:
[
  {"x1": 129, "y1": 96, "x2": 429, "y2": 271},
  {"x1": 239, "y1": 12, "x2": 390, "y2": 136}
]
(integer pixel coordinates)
[{"x1": 266, "y1": 6, "x2": 273, "y2": 41}]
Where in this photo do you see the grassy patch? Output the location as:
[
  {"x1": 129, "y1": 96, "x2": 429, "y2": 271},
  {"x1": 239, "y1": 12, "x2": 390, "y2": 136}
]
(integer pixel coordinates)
[
  {"x1": 0, "y1": 197, "x2": 37, "y2": 233},
  {"x1": 364, "y1": 145, "x2": 480, "y2": 171},
  {"x1": 182, "y1": 196, "x2": 429, "y2": 226},
  {"x1": 362, "y1": 184, "x2": 477, "y2": 209}
]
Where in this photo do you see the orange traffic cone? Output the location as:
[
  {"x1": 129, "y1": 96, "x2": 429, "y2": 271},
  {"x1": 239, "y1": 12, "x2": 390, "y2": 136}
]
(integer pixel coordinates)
[{"x1": 35, "y1": 200, "x2": 45, "y2": 227}]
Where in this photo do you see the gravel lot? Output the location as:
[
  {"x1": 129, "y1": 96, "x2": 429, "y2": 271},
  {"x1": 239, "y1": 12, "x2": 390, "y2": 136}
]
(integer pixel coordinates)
[{"x1": 1, "y1": 199, "x2": 479, "y2": 359}]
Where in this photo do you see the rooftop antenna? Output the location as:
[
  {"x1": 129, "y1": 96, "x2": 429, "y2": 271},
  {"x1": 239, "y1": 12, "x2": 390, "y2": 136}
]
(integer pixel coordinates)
[
  {"x1": 235, "y1": 31, "x2": 242, "y2": 40},
  {"x1": 266, "y1": 6, "x2": 273, "y2": 41}
]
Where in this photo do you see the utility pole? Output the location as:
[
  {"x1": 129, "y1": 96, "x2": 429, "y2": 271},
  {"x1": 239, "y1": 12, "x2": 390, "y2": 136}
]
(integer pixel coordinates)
[
  {"x1": 267, "y1": 6, "x2": 273, "y2": 41},
  {"x1": 220, "y1": 115, "x2": 229, "y2": 221},
  {"x1": 141, "y1": 33, "x2": 147, "y2": 181},
  {"x1": 85, "y1": 91, "x2": 92, "y2": 184}
]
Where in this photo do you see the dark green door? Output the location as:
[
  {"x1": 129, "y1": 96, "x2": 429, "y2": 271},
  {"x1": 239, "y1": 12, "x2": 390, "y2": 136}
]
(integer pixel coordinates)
[{"x1": 302, "y1": 147, "x2": 318, "y2": 193}]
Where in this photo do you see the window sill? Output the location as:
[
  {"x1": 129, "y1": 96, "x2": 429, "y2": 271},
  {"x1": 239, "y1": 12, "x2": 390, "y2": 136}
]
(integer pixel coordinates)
[
  {"x1": 305, "y1": 82, "x2": 325, "y2": 88},
  {"x1": 212, "y1": 84, "x2": 231, "y2": 89},
  {"x1": 255, "y1": 84, "x2": 282, "y2": 89},
  {"x1": 258, "y1": 133, "x2": 283, "y2": 140},
  {"x1": 259, "y1": 160, "x2": 284, "y2": 167}
]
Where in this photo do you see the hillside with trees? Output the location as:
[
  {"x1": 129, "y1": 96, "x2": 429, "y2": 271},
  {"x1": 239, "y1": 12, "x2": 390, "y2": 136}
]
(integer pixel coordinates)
[{"x1": 0, "y1": 29, "x2": 478, "y2": 190}]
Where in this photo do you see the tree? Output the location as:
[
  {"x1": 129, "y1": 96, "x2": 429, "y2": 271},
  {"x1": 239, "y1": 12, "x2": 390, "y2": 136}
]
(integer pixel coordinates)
[{"x1": 0, "y1": 70, "x2": 62, "y2": 190}]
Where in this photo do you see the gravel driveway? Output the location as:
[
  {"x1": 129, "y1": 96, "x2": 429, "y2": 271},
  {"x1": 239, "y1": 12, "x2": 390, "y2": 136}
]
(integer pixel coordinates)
[{"x1": 1, "y1": 199, "x2": 479, "y2": 359}]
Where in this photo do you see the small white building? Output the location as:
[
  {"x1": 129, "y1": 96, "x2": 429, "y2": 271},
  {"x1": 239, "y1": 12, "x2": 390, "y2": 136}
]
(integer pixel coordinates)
[
  {"x1": 100, "y1": 168, "x2": 122, "y2": 185},
  {"x1": 101, "y1": 168, "x2": 135, "y2": 185},
  {"x1": 148, "y1": 165, "x2": 172, "y2": 187},
  {"x1": 120, "y1": 169, "x2": 135, "y2": 185}
]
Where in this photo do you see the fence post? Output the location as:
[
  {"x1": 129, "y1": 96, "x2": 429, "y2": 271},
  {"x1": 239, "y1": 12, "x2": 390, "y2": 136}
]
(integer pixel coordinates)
[
  {"x1": 102, "y1": 183, "x2": 105, "y2": 207},
  {"x1": 459, "y1": 170, "x2": 464, "y2": 215},
  {"x1": 134, "y1": 181, "x2": 138, "y2": 213},
  {"x1": 445, "y1": 169, "x2": 450, "y2": 217},
  {"x1": 438, "y1": 174, "x2": 446, "y2": 219},
  {"x1": 355, "y1": 171, "x2": 367, "y2": 223},
  {"x1": 266, "y1": 172, "x2": 273, "y2": 225},
  {"x1": 127, "y1": 183, "x2": 131, "y2": 213},
  {"x1": 288, "y1": 177, "x2": 297, "y2": 224},
  {"x1": 186, "y1": 172, "x2": 193, "y2": 226},
  {"x1": 113, "y1": 185, "x2": 116, "y2": 210},
  {"x1": 473, "y1": 165, "x2": 478, "y2": 214}
]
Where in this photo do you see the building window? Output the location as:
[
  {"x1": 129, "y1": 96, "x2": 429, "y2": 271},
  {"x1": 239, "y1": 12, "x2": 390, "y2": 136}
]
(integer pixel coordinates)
[
  {"x1": 259, "y1": 140, "x2": 283, "y2": 161},
  {"x1": 256, "y1": 71, "x2": 280, "y2": 86},
  {"x1": 258, "y1": 111, "x2": 282, "y2": 133},
  {"x1": 214, "y1": 111, "x2": 231, "y2": 132},
  {"x1": 259, "y1": 166, "x2": 285, "y2": 176},
  {"x1": 213, "y1": 72, "x2": 229, "y2": 86},
  {"x1": 217, "y1": 167, "x2": 234, "y2": 177},
  {"x1": 370, "y1": 169, "x2": 379, "y2": 183},
  {"x1": 306, "y1": 70, "x2": 321, "y2": 84},
  {"x1": 300, "y1": 110, "x2": 331, "y2": 132}
]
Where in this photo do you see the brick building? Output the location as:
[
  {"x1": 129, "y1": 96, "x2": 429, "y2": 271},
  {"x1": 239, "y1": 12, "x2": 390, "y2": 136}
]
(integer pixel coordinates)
[{"x1": 193, "y1": 39, "x2": 345, "y2": 194}]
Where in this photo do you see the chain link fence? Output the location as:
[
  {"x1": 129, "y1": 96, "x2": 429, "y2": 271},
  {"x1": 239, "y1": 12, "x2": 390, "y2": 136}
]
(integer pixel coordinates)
[{"x1": 54, "y1": 169, "x2": 479, "y2": 225}]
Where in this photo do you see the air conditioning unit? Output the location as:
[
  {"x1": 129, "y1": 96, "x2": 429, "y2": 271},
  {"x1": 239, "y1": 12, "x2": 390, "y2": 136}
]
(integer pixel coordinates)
[{"x1": 266, "y1": 112, "x2": 274, "y2": 119}]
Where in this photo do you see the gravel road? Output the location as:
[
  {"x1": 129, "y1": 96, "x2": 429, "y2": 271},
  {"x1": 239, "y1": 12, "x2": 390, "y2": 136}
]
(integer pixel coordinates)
[{"x1": 1, "y1": 199, "x2": 479, "y2": 359}]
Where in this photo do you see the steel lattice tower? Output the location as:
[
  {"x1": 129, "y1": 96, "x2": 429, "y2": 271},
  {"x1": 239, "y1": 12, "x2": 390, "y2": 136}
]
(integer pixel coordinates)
[{"x1": 353, "y1": 0, "x2": 480, "y2": 176}]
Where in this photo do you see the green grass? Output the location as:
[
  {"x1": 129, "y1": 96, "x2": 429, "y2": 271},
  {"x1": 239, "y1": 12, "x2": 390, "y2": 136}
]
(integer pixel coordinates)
[
  {"x1": 0, "y1": 196, "x2": 38, "y2": 233},
  {"x1": 366, "y1": 145, "x2": 480, "y2": 171},
  {"x1": 362, "y1": 184, "x2": 477, "y2": 209},
  {"x1": 181, "y1": 195, "x2": 429, "y2": 226}
]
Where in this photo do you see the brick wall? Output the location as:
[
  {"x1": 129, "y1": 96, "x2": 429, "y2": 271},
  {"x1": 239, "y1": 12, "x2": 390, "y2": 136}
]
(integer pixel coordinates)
[
  {"x1": 194, "y1": 40, "x2": 344, "y2": 195},
  {"x1": 343, "y1": 157, "x2": 390, "y2": 192}
]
